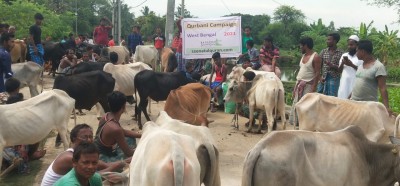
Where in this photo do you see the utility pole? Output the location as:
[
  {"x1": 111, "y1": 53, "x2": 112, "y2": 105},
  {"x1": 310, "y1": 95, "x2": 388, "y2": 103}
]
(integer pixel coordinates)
[
  {"x1": 165, "y1": 0, "x2": 175, "y2": 46},
  {"x1": 112, "y1": 0, "x2": 121, "y2": 45},
  {"x1": 181, "y1": 0, "x2": 185, "y2": 17},
  {"x1": 75, "y1": 0, "x2": 78, "y2": 35}
]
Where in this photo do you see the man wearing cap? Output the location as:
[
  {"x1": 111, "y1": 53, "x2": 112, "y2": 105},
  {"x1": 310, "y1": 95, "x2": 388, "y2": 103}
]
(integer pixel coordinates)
[{"x1": 337, "y1": 35, "x2": 363, "y2": 99}]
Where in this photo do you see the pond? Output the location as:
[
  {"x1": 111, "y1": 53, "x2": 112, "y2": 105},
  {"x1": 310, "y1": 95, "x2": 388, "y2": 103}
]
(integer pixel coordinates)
[{"x1": 280, "y1": 66, "x2": 298, "y2": 82}]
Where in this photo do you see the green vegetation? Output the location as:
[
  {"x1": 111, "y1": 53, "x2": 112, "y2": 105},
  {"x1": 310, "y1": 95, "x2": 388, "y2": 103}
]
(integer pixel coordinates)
[{"x1": 387, "y1": 87, "x2": 400, "y2": 114}]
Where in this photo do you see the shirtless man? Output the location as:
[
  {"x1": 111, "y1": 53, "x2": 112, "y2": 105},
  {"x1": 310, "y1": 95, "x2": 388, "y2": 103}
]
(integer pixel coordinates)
[{"x1": 58, "y1": 49, "x2": 77, "y2": 74}]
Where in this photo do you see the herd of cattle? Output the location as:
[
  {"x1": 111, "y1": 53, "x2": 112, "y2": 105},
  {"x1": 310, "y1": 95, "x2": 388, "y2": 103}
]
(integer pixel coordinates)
[{"x1": 2, "y1": 42, "x2": 400, "y2": 185}]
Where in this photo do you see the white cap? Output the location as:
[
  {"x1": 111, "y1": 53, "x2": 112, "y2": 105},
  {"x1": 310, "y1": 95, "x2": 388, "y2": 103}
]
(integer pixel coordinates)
[{"x1": 348, "y1": 35, "x2": 360, "y2": 42}]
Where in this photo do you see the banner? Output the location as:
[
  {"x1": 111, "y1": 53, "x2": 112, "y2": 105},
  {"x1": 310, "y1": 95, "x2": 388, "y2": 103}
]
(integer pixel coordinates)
[{"x1": 182, "y1": 16, "x2": 242, "y2": 59}]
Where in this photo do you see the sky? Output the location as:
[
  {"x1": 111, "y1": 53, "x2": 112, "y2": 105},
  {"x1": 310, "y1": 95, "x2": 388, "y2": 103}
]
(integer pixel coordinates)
[{"x1": 126, "y1": 0, "x2": 400, "y2": 32}]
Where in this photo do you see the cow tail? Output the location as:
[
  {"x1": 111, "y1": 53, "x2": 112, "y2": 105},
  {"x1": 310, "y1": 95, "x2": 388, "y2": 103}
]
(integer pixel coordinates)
[
  {"x1": 73, "y1": 108, "x2": 77, "y2": 126},
  {"x1": 172, "y1": 143, "x2": 185, "y2": 186},
  {"x1": 241, "y1": 147, "x2": 262, "y2": 186},
  {"x1": 203, "y1": 143, "x2": 219, "y2": 186},
  {"x1": 273, "y1": 88, "x2": 279, "y2": 130},
  {"x1": 395, "y1": 114, "x2": 400, "y2": 138}
]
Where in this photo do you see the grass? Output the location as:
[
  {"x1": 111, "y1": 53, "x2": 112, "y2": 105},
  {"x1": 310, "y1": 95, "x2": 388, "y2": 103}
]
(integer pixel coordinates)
[{"x1": 0, "y1": 160, "x2": 43, "y2": 186}]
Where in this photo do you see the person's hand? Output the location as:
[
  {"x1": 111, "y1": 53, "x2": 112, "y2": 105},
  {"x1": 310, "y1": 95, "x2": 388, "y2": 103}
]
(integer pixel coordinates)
[{"x1": 343, "y1": 58, "x2": 352, "y2": 66}]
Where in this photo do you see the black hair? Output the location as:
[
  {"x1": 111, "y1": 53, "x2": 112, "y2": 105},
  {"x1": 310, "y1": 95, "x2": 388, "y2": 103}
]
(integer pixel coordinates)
[
  {"x1": 243, "y1": 71, "x2": 256, "y2": 81},
  {"x1": 243, "y1": 58, "x2": 250, "y2": 63},
  {"x1": 110, "y1": 52, "x2": 118, "y2": 64},
  {"x1": 6, "y1": 93, "x2": 23, "y2": 104},
  {"x1": 65, "y1": 49, "x2": 75, "y2": 55},
  {"x1": 212, "y1": 52, "x2": 221, "y2": 59},
  {"x1": 82, "y1": 52, "x2": 89, "y2": 56},
  {"x1": 109, "y1": 35, "x2": 113, "y2": 39},
  {"x1": 264, "y1": 36, "x2": 275, "y2": 49},
  {"x1": 0, "y1": 33, "x2": 14, "y2": 44},
  {"x1": 5, "y1": 77, "x2": 20, "y2": 93},
  {"x1": 72, "y1": 141, "x2": 99, "y2": 162},
  {"x1": 185, "y1": 60, "x2": 194, "y2": 70},
  {"x1": 107, "y1": 91, "x2": 127, "y2": 113},
  {"x1": 246, "y1": 40, "x2": 254, "y2": 48},
  {"x1": 358, "y1": 40, "x2": 373, "y2": 54},
  {"x1": 70, "y1": 123, "x2": 92, "y2": 143},
  {"x1": 86, "y1": 45, "x2": 93, "y2": 51},
  {"x1": 69, "y1": 33, "x2": 74, "y2": 37},
  {"x1": 299, "y1": 37, "x2": 314, "y2": 49},
  {"x1": 328, "y1": 33, "x2": 340, "y2": 43},
  {"x1": 244, "y1": 26, "x2": 251, "y2": 31},
  {"x1": 34, "y1": 13, "x2": 44, "y2": 20}
]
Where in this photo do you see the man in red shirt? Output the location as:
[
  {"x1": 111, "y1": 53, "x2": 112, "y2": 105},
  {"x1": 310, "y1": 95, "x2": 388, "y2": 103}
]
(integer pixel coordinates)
[
  {"x1": 93, "y1": 17, "x2": 113, "y2": 46},
  {"x1": 108, "y1": 35, "x2": 115, "y2": 47}
]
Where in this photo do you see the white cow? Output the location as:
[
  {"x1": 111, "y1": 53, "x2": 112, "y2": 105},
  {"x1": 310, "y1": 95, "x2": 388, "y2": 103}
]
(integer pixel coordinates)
[
  {"x1": 295, "y1": 93, "x2": 395, "y2": 143},
  {"x1": 155, "y1": 111, "x2": 221, "y2": 186},
  {"x1": 228, "y1": 66, "x2": 276, "y2": 82},
  {"x1": 396, "y1": 114, "x2": 400, "y2": 137},
  {"x1": 132, "y1": 45, "x2": 158, "y2": 70},
  {"x1": 103, "y1": 62, "x2": 152, "y2": 96},
  {"x1": 105, "y1": 46, "x2": 130, "y2": 64},
  {"x1": 12, "y1": 61, "x2": 42, "y2": 97},
  {"x1": 0, "y1": 89, "x2": 75, "y2": 173},
  {"x1": 247, "y1": 74, "x2": 286, "y2": 133},
  {"x1": 130, "y1": 121, "x2": 201, "y2": 186},
  {"x1": 242, "y1": 126, "x2": 400, "y2": 186}
]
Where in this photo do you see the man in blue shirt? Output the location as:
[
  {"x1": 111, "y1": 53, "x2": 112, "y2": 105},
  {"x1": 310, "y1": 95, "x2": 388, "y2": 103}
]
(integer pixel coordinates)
[
  {"x1": 0, "y1": 33, "x2": 14, "y2": 92},
  {"x1": 127, "y1": 26, "x2": 143, "y2": 57}
]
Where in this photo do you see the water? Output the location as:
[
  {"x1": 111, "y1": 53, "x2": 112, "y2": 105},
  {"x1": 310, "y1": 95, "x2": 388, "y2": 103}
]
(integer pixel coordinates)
[{"x1": 280, "y1": 66, "x2": 298, "y2": 82}]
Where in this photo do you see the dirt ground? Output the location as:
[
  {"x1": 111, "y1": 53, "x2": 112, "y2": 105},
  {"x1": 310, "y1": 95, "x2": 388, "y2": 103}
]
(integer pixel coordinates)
[{"x1": 1, "y1": 74, "x2": 285, "y2": 186}]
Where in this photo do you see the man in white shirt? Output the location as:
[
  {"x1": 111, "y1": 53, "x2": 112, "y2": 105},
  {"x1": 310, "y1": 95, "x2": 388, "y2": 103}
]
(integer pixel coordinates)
[{"x1": 337, "y1": 35, "x2": 363, "y2": 99}]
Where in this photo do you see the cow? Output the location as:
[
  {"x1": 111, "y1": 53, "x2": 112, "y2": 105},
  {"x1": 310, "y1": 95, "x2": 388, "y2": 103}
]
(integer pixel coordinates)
[
  {"x1": 134, "y1": 70, "x2": 192, "y2": 129},
  {"x1": 53, "y1": 70, "x2": 115, "y2": 112},
  {"x1": 0, "y1": 89, "x2": 75, "y2": 174},
  {"x1": 101, "y1": 46, "x2": 130, "y2": 64},
  {"x1": 132, "y1": 45, "x2": 158, "y2": 70},
  {"x1": 70, "y1": 61, "x2": 106, "y2": 75},
  {"x1": 295, "y1": 93, "x2": 397, "y2": 143},
  {"x1": 12, "y1": 62, "x2": 42, "y2": 97},
  {"x1": 164, "y1": 83, "x2": 212, "y2": 126},
  {"x1": 161, "y1": 47, "x2": 177, "y2": 72},
  {"x1": 223, "y1": 80, "x2": 253, "y2": 129},
  {"x1": 42, "y1": 41, "x2": 75, "y2": 76},
  {"x1": 247, "y1": 74, "x2": 286, "y2": 133},
  {"x1": 129, "y1": 121, "x2": 201, "y2": 186},
  {"x1": 242, "y1": 125, "x2": 400, "y2": 186},
  {"x1": 228, "y1": 66, "x2": 276, "y2": 82},
  {"x1": 155, "y1": 111, "x2": 221, "y2": 186},
  {"x1": 396, "y1": 114, "x2": 400, "y2": 137},
  {"x1": 10, "y1": 39, "x2": 27, "y2": 63}
]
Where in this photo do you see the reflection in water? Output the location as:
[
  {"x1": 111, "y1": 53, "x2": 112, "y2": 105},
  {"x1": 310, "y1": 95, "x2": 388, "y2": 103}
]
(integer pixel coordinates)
[{"x1": 280, "y1": 67, "x2": 298, "y2": 82}]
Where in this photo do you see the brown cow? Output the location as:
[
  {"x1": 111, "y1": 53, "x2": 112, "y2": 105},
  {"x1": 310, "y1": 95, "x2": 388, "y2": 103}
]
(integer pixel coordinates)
[
  {"x1": 160, "y1": 47, "x2": 177, "y2": 72},
  {"x1": 10, "y1": 40, "x2": 27, "y2": 63},
  {"x1": 164, "y1": 83, "x2": 212, "y2": 126}
]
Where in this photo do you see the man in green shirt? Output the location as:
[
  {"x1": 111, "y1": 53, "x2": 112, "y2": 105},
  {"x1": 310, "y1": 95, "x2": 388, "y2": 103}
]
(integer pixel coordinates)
[
  {"x1": 54, "y1": 142, "x2": 102, "y2": 186},
  {"x1": 351, "y1": 39, "x2": 392, "y2": 115},
  {"x1": 239, "y1": 26, "x2": 253, "y2": 63}
]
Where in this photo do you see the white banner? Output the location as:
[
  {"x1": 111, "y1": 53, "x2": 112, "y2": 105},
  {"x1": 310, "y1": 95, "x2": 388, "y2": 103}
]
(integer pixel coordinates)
[{"x1": 182, "y1": 16, "x2": 242, "y2": 59}]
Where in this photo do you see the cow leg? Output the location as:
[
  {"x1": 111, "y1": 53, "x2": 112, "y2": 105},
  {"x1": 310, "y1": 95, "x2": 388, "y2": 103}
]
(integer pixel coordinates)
[
  {"x1": 28, "y1": 84, "x2": 39, "y2": 97},
  {"x1": 280, "y1": 103, "x2": 286, "y2": 130},
  {"x1": 266, "y1": 109, "x2": 275, "y2": 134},
  {"x1": 247, "y1": 105, "x2": 255, "y2": 133},
  {"x1": 148, "y1": 98, "x2": 152, "y2": 114},
  {"x1": 137, "y1": 98, "x2": 150, "y2": 129},
  {"x1": 58, "y1": 128, "x2": 70, "y2": 150},
  {"x1": 0, "y1": 142, "x2": 4, "y2": 175},
  {"x1": 256, "y1": 110, "x2": 263, "y2": 133},
  {"x1": 95, "y1": 103, "x2": 105, "y2": 119}
]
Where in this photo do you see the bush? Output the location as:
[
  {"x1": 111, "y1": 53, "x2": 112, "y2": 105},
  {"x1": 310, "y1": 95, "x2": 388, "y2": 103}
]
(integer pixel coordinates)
[
  {"x1": 387, "y1": 67, "x2": 400, "y2": 82},
  {"x1": 387, "y1": 87, "x2": 400, "y2": 114}
]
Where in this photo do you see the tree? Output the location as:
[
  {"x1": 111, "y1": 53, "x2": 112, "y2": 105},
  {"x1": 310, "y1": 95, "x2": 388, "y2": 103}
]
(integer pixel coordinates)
[
  {"x1": 0, "y1": 0, "x2": 74, "y2": 40},
  {"x1": 369, "y1": 25, "x2": 399, "y2": 65},
  {"x1": 225, "y1": 13, "x2": 271, "y2": 45},
  {"x1": 364, "y1": 0, "x2": 400, "y2": 23},
  {"x1": 273, "y1": 5, "x2": 305, "y2": 31},
  {"x1": 141, "y1": 6, "x2": 151, "y2": 16},
  {"x1": 174, "y1": 3, "x2": 195, "y2": 18}
]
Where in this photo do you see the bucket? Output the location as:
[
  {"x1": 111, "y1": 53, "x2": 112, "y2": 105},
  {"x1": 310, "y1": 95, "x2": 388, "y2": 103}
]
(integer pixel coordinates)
[{"x1": 222, "y1": 82, "x2": 236, "y2": 114}]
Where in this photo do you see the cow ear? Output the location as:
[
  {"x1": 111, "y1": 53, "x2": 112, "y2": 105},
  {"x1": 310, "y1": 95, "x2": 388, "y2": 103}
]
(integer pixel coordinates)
[{"x1": 389, "y1": 136, "x2": 400, "y2": 145}]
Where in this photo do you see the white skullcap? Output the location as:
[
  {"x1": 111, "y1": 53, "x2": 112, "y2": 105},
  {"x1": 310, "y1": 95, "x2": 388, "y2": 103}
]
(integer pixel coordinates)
[{"x1": 348, "y1": 35, "x2": 360, "y2": 42}]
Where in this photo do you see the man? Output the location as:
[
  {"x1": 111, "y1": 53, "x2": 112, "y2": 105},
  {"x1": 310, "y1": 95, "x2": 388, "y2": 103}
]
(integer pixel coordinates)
[
  {"x1": 108, "y1": 35, "x2": 115, "y2": 47},
  {"x1": 173, "y1": 18, "x2": 184, "y2": 71},
  {"x1": 94, "y1": 91, "x2": 141, "y2": 163},
  {"x1": 66, "y1": 33, "x2": 76, "y2": 49},
  {"x1": 109, "y1": 51, "x2": 118, "y2": 65},
  {"x1": 0, "y1": 24, "x2": 6, "y2": 37},
  {"x1": 0, "y1": 33, "x2": 14, "y2": 92},
  {"x1": 246, "y1": 40, "x2": 260, "y2": 69},
  {"x1": 8, "y1": 26, "x2": 16, "y2": 35},
  {"x1": 239, "y1": 26, "x2": 253, "y2": 63},
  {"x1": 127, "y1": 26, "x2": 143, "y2": 56},
  {"x1": 58, "y1": 49, "x2": 77, "y2": 74},
  {"x1": 29, "y1": 13, "x2": 45, "y2": 66},
  {"x1": 259, "y1": 36, "x2": 281, "y2": 78},
  {"x1": 289, "y1": 37, "x2": 321, "y2": 126},
  {"x1": 319, "y1": 33, "x2": 344, "y2": 96},
  {"x1": 351, "y1": 40, "x2": 392, "y2": 115},
  {"x1": 337, "y1": 35, "x2": 364, "y2": 99},
  {"x1": 86, "y1": 45, "x2": 97, "y2": 62},
  {"x1": 54, "y1": 142, "x2": 102, "y2": 186},
  {"x1": 208, "y1": 52, "x2": 227, "y2": 112},
  {"x1": 153, "y1": 27, "x2": 165, "y2": 64},
  {"x1": 41, "y1": 124, "x2": 125, "y2": 186},
  {"x1": 93, "y1": 17, "x2": 113, "y2": 46},
  {"x1": 78, "y1": 52, "x2": 93, "y2": 64}
]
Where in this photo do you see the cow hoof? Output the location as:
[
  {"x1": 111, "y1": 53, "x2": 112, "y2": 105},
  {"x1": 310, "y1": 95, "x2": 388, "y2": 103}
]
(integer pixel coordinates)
[
  {"x1": 256, "y1": 130, "x2": 263, "y2": 134},
  {"x1": 246, "y1": 130, "x2": 252, "y2": 133}
]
